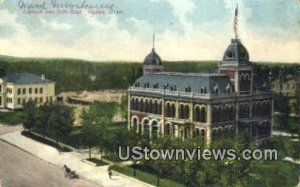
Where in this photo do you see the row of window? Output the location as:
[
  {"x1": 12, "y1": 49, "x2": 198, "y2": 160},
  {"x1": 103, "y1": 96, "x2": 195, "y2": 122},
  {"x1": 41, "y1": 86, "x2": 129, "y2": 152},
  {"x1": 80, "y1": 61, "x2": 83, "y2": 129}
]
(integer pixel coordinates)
[
  {"x1": 135, "y1": 82, "x2": 213, "y2": 94},
  {"x1": 130, "y1": 98, "x2": 207, "y2": 122},
  {"x1": 132, "y1": 118, "x2": 236, "y2": 141},
  {"x1": 17, "y1": 87, "x2": 43, "y2": 95},
  {"x1": 239, "y1": 121, "x2": 271, "y2": 138},
  {"x1": 240, "y1": 102, "x2": 272, "y2": 119},
  {"x1": 134, "y1": 82, "x2": 233, "y2": 95},
  {"x1": 6, "y1": 96, "x2": 53, "y2": 105},
  {"x1": 212, "y1": 105, "x2": 236, "y2": 123},
  {"x1": 212, "y1": 127, "x2": 235, "y2": 140}
]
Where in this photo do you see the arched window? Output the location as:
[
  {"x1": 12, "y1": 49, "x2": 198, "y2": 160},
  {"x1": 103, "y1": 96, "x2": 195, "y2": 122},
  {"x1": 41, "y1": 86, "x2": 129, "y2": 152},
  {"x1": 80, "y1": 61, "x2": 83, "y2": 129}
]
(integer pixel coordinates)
[
  {"x1": 179, "y1": 105, "x2": 184, "y2": 119},
  {"x1": 200, "y1": 107, "x2": 206, "y2": 123},
  {"x1": 149, "y1": 100, "x2": 153, "y2": 113},
  {"x1": 151, "y1": 121, "x2": 159, "y2": 137},
  {"x1": 144, "y1": 99, "x2": 148, "y2": 112},
  {"x1": 216, "y1": 107, "x2": 221, "y2": 122},
  {"x1": 171, "y1": 104, "x2": 176, "y2": 117},
  {"x1": 157, "y1": 102, "x2": 162, "y2": 115},
  {"x1": 153, "y1": 101, "x2": 158, "y2": 114},
  {"x1": 195, "y1": 107, "x2": 200, "y2": 122},
  {"x1": 201, "y1": 129, "x2": 206, "y2": 141},
  {"x1": 212, "y1": 107, "x2": 218, "y2": 123},
  {"x1": 143, "y1": 119, "x2": 150, "y2": 137},
  {"x1": 184, "y1": 105, "x2": 190, "y2": 119},
  {"x1": 165, "y1": 103, "x2": 171, "y2": 117},
  {"x1": 135, "y1": 98, "x2": 139, "y2": 110},
  {"x1": 165, "y1": 123, "x2": 171, "y2": 135},
  {"x1": 130, "y1": 98, "x2": 134, "y2": 110},
  {"x1": 212, "y1": 129, "x2": 217, "y2": 140},
  {"x1": 139, "y1": 99, "x2": 144, "y2": 111}
]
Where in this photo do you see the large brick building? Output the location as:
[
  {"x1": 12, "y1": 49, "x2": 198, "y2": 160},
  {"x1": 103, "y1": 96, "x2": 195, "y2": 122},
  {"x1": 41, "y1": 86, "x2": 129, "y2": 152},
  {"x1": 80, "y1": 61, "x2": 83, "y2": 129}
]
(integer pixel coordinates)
[
  {"x1": 128, "y1": 8, "x2": 273, "y2": 144},
  {"x1": 127, "y1": 36, "x2": 273, "y2": 144}
]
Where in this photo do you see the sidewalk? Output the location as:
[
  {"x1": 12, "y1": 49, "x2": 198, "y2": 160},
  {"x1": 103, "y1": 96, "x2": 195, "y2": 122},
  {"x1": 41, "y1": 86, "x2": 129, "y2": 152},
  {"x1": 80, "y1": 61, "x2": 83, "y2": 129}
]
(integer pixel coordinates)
[{"x1": 0, "y1": 131, "x2": 152, "y2": 187}]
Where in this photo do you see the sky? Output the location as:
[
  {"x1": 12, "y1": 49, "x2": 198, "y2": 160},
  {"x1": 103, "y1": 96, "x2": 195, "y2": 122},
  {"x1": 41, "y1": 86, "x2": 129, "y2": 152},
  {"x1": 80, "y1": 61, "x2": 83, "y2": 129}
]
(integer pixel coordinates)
[{"x1": 0, "y1": 0, "x2": 299, "y2": 63}]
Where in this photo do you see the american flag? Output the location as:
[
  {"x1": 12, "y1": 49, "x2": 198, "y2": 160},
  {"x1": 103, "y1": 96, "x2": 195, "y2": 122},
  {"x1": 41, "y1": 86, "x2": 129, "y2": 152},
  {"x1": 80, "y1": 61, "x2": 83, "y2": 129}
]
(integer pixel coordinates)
[{"x1": 233, "y1": 4, "x2": 238, "y2": 38}]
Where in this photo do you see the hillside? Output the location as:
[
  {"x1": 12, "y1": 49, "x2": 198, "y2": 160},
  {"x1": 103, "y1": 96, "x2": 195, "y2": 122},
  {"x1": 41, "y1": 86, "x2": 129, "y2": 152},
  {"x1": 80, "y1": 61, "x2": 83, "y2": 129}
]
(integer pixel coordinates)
[{"x1": 0, "y1": 55, "x2": 298, "y2": 93}]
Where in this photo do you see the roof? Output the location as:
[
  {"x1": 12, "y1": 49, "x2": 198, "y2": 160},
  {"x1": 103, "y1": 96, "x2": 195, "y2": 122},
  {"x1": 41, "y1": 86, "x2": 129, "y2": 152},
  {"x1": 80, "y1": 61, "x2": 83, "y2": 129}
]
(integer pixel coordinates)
[
  {"x1": 144, "y1": 48, "x2": 162, "y2": 65},
  {"x1": 133, "y1": 72, "x2": 232, "y2": 94},
  {"x1": 2, "y1": 73, "x2": 52, "y2": 84},
  {"x1": 221, "y1": 38, "x2": 250, "y2": 66}
]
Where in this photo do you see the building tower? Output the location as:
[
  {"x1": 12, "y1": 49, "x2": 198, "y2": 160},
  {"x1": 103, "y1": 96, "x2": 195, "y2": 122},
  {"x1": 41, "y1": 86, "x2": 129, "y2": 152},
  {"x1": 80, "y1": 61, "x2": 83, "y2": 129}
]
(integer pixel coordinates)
[
  {"x1": 143, "y1": 34, "x2": 164, "y2": 75},
  {"x1": 218, "y1": 5, "x2": 253, "y2": 95}
]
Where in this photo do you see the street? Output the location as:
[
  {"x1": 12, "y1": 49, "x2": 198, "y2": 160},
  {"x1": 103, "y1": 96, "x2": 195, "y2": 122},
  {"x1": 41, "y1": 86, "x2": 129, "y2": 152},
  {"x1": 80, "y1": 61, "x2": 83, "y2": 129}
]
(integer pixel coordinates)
[{"x1": 0, "y1": 125, "x2": 97, "y2": 187}]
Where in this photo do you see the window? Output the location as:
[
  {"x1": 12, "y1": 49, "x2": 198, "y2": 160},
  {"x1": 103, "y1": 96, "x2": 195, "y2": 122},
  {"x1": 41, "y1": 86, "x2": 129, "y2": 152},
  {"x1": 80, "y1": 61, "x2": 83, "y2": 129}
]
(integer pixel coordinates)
[
  {"x1": 200, "y1": 87, "x2": 207, "y2": 94},
  {"x1": 35, "y1": 88, "x2": 38, "y2": 94},
  {"x1": 17, "y1": 98, "x2": 21, "y2": 105},
  {"x1": 153, "y1": 83, "x2": 159, "y2": 89},
  {"x1": 185, "y1": 86, "x2": 191, "y2": 92},
  {"x1": 7, "y1": 97, "x2": 12, "y2": 103},
  {"x1": 7, "y1": 88, "x2": 12, "y2": 94},
  {"x1": 29, "y1": 88, "x2": 32, "y2": 94},
  {"x1": 0, "y1": 85, "x2": 2, "y2": 93},
  {"x1": 40, "y1": 97, "x2": 43, "y2": 103},
  {"x1": 39, "y1": 87, "x2": 43, "y2": 94},
  {"x1": 227, "y1": 51, "x2": 234, "y2": 58},
  {"x1": 214, "y1": 84, "x2": 219, "y2": 94},
  {"x1": 22, "y1": 98, "x2": 26, "y2": 104},
  {"x1": 22, "y1": 88, "x2": 26, "y2": 94},
  {"x1": 174, "y1": 85, "x2": 177, "y2": 91},
  {"x1": 17, "y1": 88, "x2": 21, "y2": 95},
  {"x1": 226, "y1": 84, "x2": 231, "y2": 93},
  {"x1": 34, "y1": 97, "x2": 38, "y2": 103}
]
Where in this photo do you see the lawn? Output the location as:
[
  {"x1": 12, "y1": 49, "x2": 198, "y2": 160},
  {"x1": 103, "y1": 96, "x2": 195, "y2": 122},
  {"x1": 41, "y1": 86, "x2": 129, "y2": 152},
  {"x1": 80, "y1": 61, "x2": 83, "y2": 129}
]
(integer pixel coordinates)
[
  {"x1": 0, "y1": 111, "x2": 23, "y2": 125},
  {"x1": 113, "y1": 165, "x2": 184, "y2": 187},
  {"x1": 249, "y1": 161, "x2": 300, "y2": 187}
]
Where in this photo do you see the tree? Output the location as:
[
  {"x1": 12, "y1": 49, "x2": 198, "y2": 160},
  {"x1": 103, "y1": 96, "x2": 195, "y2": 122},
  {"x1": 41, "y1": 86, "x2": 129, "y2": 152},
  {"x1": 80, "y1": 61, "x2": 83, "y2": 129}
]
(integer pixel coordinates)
[
  {"x1": 22, "y1": 100, "x2": 37, "y2": 132},
  {"x1": 80, "y1": 105, "x2": 112, "y2": 159},
  {"x1": 81, "y1": 119, "x2": 106, "y2": 159},
  {"x1": 196, "y1": 134, "x2": 256, "y2": 187},
  {"x1": 48, "y1": 104, "x2": 73, "y2": 145},
  {"x1": 34, "y1": 103, "x2": 50, "y2": 138}
]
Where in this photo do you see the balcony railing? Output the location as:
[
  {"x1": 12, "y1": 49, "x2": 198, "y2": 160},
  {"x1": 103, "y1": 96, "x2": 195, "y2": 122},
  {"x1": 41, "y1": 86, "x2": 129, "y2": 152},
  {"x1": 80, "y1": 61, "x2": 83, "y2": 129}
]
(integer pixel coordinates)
[{"x1": 129, "y1": 87, "x2": 272, "y2": 100}]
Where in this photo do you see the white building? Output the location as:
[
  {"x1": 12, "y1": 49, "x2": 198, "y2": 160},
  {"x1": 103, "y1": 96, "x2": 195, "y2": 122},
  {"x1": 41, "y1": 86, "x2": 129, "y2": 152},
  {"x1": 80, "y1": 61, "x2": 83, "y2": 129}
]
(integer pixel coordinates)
[{"x1": 0, "y1": 73, "x2": 55, "y2": 110}]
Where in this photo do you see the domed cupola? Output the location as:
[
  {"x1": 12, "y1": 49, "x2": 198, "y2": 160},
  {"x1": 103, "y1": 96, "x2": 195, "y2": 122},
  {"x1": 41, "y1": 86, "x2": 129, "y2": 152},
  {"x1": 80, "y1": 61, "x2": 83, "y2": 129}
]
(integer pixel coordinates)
[
  {"x1": 144, "y1": 48, "x2": 162, "y2": 65},
  {"x1": 221, "y1": 38, "x2": 250, "y2": 66},
  {"x1": 143, "y1": 34, "x2": 164, "y2": 75}
]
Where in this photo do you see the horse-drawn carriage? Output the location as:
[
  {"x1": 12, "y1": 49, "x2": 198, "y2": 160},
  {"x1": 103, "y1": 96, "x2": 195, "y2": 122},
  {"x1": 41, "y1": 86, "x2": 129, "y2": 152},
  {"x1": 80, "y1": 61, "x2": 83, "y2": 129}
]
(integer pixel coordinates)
[{"x1": 64, "y1": 165, "x2": 79, "y2": 180}]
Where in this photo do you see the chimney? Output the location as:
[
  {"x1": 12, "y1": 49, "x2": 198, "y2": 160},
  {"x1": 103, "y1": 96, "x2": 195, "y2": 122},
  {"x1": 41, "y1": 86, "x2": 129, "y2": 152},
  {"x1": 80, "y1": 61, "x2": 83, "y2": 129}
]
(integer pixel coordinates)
[{"x1": 41, "y1": 74, "x2": 45, "y2": 80}]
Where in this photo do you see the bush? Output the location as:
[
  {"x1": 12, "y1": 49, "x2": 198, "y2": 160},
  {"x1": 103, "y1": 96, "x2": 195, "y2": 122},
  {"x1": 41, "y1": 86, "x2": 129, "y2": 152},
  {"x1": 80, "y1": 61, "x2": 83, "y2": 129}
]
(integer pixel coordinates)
[
  {"x1": 0, "y1": 111, "x2": 23, "y2": 125},
  {"x1": 21, "y1": 131, "x2": 72, "y2": 152}
]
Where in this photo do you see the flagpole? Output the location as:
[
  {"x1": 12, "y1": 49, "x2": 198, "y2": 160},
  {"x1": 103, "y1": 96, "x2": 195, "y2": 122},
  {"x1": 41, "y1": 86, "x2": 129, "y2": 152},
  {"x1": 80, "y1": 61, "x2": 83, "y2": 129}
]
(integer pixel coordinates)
[{"x1": 234, "y1": 4, "x2": 238, "y2": 39}]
